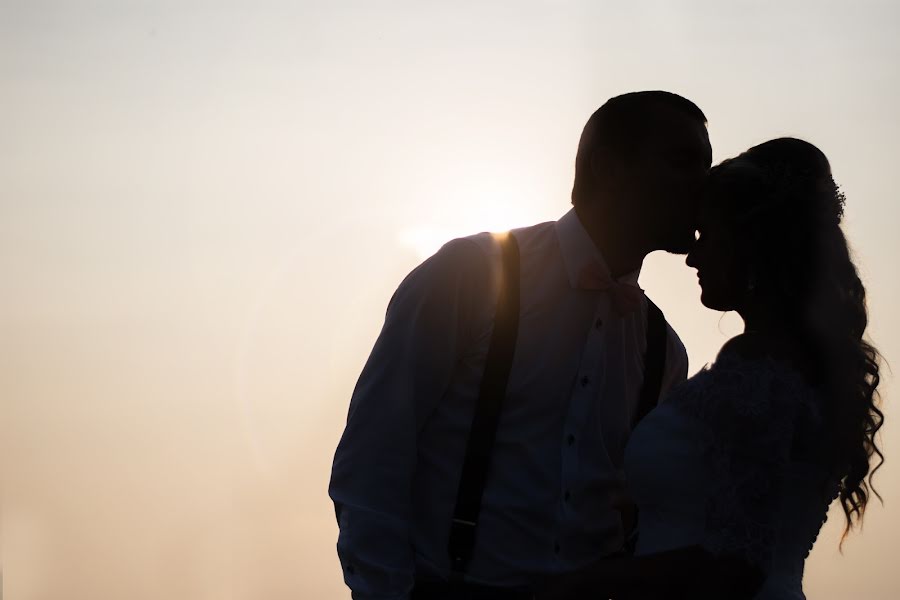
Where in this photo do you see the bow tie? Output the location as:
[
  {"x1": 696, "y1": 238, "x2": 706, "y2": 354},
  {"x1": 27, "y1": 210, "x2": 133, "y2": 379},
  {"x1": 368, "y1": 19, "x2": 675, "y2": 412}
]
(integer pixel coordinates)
[{"x1": 577, "y1": 262, "x2": 644, "y2": 316}]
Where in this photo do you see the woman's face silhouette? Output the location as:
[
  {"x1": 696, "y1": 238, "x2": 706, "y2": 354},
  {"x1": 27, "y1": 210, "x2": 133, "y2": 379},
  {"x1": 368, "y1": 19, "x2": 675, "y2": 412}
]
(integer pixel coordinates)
[{"x1": 686, "y1": 197, "x2": 749, "y2": 312}]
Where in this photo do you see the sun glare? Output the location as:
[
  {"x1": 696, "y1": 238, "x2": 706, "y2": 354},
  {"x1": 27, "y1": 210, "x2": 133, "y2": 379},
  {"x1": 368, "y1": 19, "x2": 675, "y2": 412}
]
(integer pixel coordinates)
[{"x1": 398, "y1": 184, "x2": 547, "y2": 259}]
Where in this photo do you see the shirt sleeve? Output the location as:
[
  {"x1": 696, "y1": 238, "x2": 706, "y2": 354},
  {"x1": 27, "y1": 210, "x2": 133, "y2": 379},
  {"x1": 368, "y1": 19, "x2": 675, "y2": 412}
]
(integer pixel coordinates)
[{"x1": 328, "y1": 237, "x2": 493, "y2": 600}]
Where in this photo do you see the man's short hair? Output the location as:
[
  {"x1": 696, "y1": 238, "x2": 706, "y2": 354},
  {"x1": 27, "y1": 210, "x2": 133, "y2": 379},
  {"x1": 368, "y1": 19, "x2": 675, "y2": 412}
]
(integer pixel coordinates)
[{"x1": 572, "y1": 91, "x2": 707, "y2": 204}]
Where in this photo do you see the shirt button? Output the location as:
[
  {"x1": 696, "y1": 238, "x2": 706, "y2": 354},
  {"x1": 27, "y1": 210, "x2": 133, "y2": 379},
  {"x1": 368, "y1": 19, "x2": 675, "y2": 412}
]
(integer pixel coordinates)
[
  {"x1": 567, "y1": 434, "x2": 575, "y2": 446},
  {"x1": 595, "y1": 318, "x2": 603, "y2": 329},
  {"x1": 580, "y1": 376, "x2": 589, "y2": 387}
]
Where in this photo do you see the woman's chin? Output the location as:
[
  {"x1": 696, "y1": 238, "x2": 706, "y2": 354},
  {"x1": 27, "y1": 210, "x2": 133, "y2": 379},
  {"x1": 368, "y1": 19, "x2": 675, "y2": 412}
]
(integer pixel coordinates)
[{"x1": 700, "y1": 291, "x2": 734, "y2": 312}]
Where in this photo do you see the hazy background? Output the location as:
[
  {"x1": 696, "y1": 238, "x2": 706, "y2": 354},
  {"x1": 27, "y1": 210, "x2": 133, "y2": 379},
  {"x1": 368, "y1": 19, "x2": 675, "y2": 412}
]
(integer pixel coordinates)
[{"x1": 2, "y1": 1, "x2": 899, "y2": 598}]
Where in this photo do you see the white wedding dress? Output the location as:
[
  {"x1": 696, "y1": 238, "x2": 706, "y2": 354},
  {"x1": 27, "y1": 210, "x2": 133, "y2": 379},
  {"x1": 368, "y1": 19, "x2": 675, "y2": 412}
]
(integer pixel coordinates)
[{"x1": 624, "y1": 350, "x2": 840, "y2": 599}]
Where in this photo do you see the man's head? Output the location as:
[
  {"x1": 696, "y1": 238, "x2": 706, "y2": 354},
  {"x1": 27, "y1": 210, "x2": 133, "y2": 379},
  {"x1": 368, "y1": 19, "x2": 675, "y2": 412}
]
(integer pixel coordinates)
[{"x1": 572, "y1": 91, "x2": 712, "y2": 255}]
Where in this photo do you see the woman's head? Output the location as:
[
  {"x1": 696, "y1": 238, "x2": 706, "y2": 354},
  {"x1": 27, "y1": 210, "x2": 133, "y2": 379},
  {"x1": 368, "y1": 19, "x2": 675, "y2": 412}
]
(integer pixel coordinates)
[
  {"x1": 687, "y1": 138, "x2": 841, "y2": 316},
  {"x1": 688, "y1": 137, "x2": 883, "y2": 539}
]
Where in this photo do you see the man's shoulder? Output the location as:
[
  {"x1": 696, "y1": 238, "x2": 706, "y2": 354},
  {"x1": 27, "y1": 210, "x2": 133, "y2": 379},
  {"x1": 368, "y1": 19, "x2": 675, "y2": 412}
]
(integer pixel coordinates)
[
  {"x1": 510, "y1": 218, "x2": 561, "y2": 247},
  {"x1": 443, "y1": 219, "x2": 558, "y2": 267},
  {"x1": 449, "y1": 231, "x2": 501, "y2": 259},
  {"x1": 424, "y1": 233, "x2": 497, "y2": 284},
  {"x1": 401, "y1": 233, "x2": 498, "y2": 298},
  {"x1": 454, "y1": 218, "x2": 558, "y2": 252},
  {"x1": 410, "y1": 219, "x2": 560, "y2": 296}
]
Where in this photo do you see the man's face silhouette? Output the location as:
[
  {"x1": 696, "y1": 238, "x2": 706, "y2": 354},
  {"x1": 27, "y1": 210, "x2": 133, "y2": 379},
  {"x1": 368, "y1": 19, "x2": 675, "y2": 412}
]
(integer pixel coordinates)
[{"x1": 619, "y1": 109, "x2": 712, "y2": 254}]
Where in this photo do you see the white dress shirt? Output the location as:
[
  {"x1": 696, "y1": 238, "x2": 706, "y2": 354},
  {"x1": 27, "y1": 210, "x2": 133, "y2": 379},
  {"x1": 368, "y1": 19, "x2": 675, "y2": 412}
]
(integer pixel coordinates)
[{"x1": 329, "y1": 208, "x2": 688, "y2": 599}]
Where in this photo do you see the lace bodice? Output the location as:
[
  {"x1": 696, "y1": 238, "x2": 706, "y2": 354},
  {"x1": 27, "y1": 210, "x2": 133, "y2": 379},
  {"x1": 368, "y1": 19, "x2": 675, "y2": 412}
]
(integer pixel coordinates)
[{"x1": 624, "y1": 350, "x2": 839, "y2": 599}]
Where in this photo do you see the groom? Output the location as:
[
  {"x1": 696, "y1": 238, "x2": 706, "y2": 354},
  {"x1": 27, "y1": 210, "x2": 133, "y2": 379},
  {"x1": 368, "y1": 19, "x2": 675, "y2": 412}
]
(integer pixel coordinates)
[{"x1": 330, "y1": 91, "x2": 713, "y2": 599}]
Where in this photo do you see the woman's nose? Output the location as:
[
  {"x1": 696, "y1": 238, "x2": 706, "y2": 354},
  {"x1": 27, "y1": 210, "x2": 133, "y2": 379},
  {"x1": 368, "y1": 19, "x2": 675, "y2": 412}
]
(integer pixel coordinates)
[{"x1": 685, "y1": 248, "x2": 698, "y2": 269}]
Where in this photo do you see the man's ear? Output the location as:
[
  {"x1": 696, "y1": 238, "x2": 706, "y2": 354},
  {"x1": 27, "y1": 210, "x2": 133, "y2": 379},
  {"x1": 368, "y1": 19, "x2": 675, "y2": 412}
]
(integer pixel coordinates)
[{"x1": 589, "y1": 146, "x2": 623, "y2": 183}]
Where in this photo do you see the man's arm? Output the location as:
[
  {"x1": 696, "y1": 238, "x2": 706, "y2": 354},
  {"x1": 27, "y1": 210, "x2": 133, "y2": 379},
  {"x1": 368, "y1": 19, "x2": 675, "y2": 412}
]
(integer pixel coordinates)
[{"x1": 328, "y1": 238, "x2": 492, "y2": 600}]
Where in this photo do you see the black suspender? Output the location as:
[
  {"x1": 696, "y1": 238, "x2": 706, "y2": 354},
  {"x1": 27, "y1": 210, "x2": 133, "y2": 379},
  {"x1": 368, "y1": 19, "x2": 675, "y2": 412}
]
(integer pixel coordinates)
[
  {"x1": 633, "y1": 298, "x2": 667, "y2": 428},
  {"x1": 446, "y1": 236, "x2": 669, "y2": 577},
  {"x1": 448, "y1": 233, "x2": 521, "y2": 578}
]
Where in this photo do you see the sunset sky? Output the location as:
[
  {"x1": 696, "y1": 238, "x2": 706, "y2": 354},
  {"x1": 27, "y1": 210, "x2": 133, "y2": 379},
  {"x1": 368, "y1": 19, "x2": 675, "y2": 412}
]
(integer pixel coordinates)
[{"x1": 3, "y1": 1, "x2": 899, "y2": 598}]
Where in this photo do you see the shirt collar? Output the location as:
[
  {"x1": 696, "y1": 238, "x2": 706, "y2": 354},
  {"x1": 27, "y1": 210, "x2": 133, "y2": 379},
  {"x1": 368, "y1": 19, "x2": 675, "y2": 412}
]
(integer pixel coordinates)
[{"x1": 555, "y1": 207, "x2": 641, "y2": 289}]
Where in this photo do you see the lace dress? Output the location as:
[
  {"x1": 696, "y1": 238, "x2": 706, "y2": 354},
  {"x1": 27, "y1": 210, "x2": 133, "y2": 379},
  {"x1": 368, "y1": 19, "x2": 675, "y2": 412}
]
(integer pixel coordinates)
[{"x1": 624, "y1": 350, "x2": 840, "y2": 600}]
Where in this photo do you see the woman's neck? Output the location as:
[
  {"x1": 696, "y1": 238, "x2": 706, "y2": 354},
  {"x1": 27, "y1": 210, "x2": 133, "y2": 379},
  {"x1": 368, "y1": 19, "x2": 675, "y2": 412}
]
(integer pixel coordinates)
[{"x1": 733, "y1": 301, "x2": 815, "y2": 377}]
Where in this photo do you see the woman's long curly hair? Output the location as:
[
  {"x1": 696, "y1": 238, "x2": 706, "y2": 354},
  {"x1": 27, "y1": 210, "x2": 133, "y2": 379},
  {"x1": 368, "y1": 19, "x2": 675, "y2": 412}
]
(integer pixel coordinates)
[{"x1": 706, "y1": 138, "x2": 884, "y2": 540}]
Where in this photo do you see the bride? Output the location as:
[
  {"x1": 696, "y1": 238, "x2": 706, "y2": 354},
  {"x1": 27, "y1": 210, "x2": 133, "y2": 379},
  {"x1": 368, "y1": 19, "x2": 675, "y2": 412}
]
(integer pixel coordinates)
[{"x1": 540, "y1": 137, "x2": 884, "y2": 600}]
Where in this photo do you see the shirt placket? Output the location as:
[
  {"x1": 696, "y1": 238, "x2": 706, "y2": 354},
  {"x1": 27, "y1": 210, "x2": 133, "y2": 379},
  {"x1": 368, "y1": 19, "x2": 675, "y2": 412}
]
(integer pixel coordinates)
[{"x1": 556, "y1": 302, "x2": 609, "y2": 559}]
